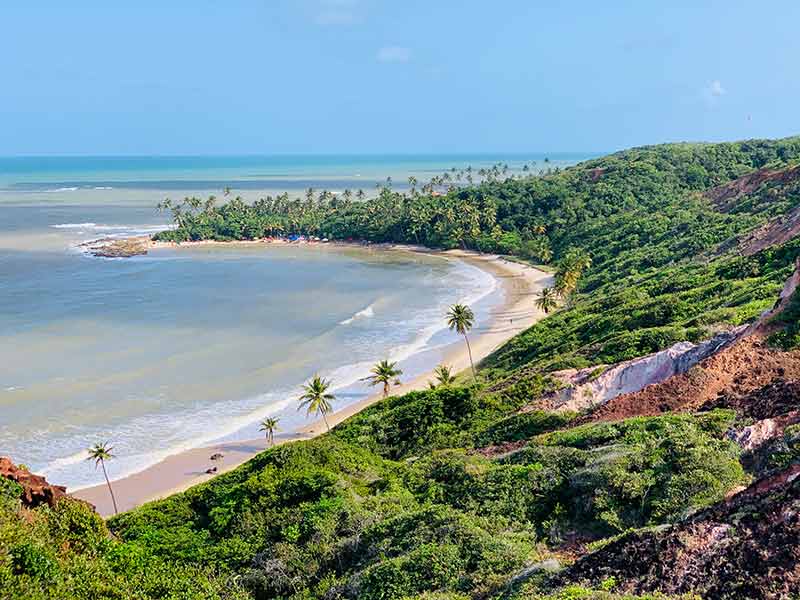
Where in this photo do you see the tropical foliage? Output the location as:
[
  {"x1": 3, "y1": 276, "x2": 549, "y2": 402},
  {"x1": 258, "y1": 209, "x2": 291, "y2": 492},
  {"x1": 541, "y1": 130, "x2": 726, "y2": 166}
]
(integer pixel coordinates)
[
  {"x1": 5, "y1": 136, "x2": 800, "y2": 600},
  {"x1": 366, "y1": 360, "x2": 403, "y2": 398},
  {"x1": 86, "y1": 442, "x2": 118, "y2": 516},
  {"x1": 298, "y1": 375, "x2": 336, "y2": 431},
  {"x1": 447, "y1": 303, "x2": 477, "y2": 377},
  {"x1": 259, "y1": 417, "x2": 280, "y2": 447}
]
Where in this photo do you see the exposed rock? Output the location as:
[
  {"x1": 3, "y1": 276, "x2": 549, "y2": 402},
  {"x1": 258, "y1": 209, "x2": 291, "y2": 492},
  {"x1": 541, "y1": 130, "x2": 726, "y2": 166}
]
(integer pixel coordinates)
[
  {"x1": 728, "y1": 411, "x2": 800, "y2": 451},
  {"x1": 586, "y1": 335, "x2": 800, "y2": 423},
  {"x1": 585, "y1": 167, "x2": 607, "y2": 182},
  {"x1": 736, "y1": 206, "x2": 800, "y2": 256},
  {"x1": 774, "y1": 257, "x2": 800, "y2": 315},
  {"x1": 473, "y1": 439, "x2": 529, "y2": 459},
  {"x1": 80, "y1": 236, "x2": 151, "y2": 258},
  {"x1": 543, "y1": 328, "x2": 744, "y2": 413},
  {"x1": 706, "y1": 164, "x2": 800, "y2": 212},
  {"x1": 210, "y1": 453, "x2": 224, "y2": 461},
  {"x1": 556, "y1": 464, "x2": 800, "y2": 599},
  {"x1": 0, "y1": 457, "x2": 68, "y2": 508},
  {"x1": 702, "y1": 379, "x2": 800, "y2": 420}
]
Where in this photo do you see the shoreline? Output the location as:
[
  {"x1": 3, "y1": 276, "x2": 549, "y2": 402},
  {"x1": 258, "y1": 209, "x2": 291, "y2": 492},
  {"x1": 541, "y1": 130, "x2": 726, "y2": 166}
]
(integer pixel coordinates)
[{"x1": 72, "y1": 241, "x2": 553, "y2": 516}]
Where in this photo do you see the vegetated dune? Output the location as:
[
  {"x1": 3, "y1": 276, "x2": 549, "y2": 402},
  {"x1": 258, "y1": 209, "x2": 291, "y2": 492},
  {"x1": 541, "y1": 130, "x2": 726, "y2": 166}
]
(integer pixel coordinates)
[
  {"x1": 707, "y1": 164, "x2": 800, "y2": 256},
  {"x1": 556, "y1": 463, "x2": 800, "y2": 600},
  {"x1": 705, "y1": 163, "x2": 800, "y2": 212},
  {"x1": 580, "y1": 259, "x2": 800, "y2": 423}
]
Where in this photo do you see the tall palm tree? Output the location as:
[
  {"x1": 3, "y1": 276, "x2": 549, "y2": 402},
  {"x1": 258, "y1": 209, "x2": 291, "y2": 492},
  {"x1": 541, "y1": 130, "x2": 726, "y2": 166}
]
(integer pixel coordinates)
[
  {"x1": 259, "y1": 417, "x2": 280, "y2": 447},
  {"x1": 433, "y1": 364, "x2": 456, "y2": 387},
  {"x1": 535, "y1": 287, "x2": 559, "y2": 314},
  {"x1": 86, "y1": 442, "x2": 118, "y2": 515},
  {"x1": 447, "y1": 304, "x2": 476, "y2": 378},
  {"x1": 298, "y1": 375, "x2": 335, "y2": 431},
  {"x1": 366, "y1": 359, "x2": 403, "y2": 398}
]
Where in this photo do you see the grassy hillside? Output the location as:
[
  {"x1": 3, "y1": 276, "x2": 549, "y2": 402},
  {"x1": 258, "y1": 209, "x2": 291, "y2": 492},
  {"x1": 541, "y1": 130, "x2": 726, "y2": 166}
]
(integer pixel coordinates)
[{"x1": 3, "y1": 136, "x2": 800, "y2": 599}]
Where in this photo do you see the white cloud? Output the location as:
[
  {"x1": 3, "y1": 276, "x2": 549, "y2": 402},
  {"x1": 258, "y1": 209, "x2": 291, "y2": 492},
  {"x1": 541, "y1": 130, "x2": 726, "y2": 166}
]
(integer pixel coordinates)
[
  {"x1": 377, "y1": 46, "x2": 411, "y2": 63},
  {"x1": 702, "y1": 79, "x2": 726, "y2": 106},
  {"x1": 314, "y1": 0, "x2": 359, "y2": 26}
]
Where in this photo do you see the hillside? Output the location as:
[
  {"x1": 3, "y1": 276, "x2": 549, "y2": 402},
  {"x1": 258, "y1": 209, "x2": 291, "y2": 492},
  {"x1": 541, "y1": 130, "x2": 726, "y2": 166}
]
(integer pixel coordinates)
[{"x1": 2, "y1": 136, "x2": 800, "y2": 600}]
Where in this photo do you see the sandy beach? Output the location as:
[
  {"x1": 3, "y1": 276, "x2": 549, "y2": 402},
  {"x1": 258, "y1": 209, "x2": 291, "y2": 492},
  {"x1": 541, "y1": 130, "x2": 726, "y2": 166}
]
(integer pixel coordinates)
[{"x1": 73, "y1": 243, "x2": 552, "y2": 516}]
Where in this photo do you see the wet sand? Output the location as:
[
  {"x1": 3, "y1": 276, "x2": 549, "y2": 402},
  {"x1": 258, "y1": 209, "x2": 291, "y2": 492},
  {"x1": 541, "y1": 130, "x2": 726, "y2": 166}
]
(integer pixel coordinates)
[{"x1": 73, "y1": 245, "x2": 552, "y2": 516}]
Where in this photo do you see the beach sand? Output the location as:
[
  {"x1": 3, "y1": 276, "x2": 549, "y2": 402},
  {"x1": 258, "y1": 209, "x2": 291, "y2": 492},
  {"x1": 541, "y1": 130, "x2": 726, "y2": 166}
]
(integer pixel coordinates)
[{"x1": 73, "y1": 244, "x2": 552, "y2": 516}]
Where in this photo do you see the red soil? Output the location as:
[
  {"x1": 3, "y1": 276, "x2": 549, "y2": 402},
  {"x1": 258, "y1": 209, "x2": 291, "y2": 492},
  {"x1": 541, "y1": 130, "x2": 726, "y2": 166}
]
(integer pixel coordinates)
[
  {"x1": 0, "y1": 457, "x2": 69, "y2": 509},
  {"x1": 705, "y1": 164, "x2": 800, "y2": 212},
  {"x1": 585, "y1": 335, "x2": 800, "y2": 423}
]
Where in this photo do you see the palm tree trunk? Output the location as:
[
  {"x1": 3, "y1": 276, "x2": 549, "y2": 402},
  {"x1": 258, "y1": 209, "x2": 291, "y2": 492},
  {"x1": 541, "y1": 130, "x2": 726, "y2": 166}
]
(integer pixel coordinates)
[
  {"x1": 464, "y1": 334, "x2": 476, "y2": 379},
  {"x1": 322, "y1": 412, "x2": 330, "y2": 432},
  {"x1": 101, "y1": 460, "x2": 119, "y2": 515},
  {"x1": 383, "y1": 381, "x2": 389, "y2": 398}
]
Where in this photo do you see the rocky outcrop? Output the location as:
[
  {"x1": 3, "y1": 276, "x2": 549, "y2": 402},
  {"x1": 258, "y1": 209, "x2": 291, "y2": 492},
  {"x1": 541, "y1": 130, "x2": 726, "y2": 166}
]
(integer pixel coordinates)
[
  {"x1": 0, "y1": 457, "x2": 68, "y2": 508},
  {"x1": 556, "y1": 464, "x2": 800, "y2": 599},
  {"x1": 543, "y1": 328, "x2": 744, "y2": 413},
  {"x1": 735, "y1": 206, "x2": 800, "y2": 256},
  {"x1": 702, "y1": 379, "x2": 800, "y2": 420},
  {"x1": 80, "y1": 236, "x2": 151, "y2": 258},
  {"x1": 728, "y1": 411, "x2": 800, "y2": 451},
  {"x1": 706, "y1": 164, "x2": 800, "y2": 212},
  {"x1": 586, "y1": 336, "x2": 800, "y2": 423},
  {"x1": 774, "y1": 257, "x2": 800, "y2": 315}
]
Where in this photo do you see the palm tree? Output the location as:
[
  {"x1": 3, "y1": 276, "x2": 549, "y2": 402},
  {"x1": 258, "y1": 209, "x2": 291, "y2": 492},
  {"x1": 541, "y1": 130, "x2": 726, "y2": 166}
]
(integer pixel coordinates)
[
  {"x1": 366, "y1": 360, "x2": 403, "y2": 398},
  {"x1": 86, "y1": 442, "x2": 118, "y2": 515},
  {"x1": 433, "y1": 364, "x2": 456, "y2": 387},
  {"x1": 535, "y1": 287, "x2": 559, "y2": 314},
  {"x1": 259, "y1": 417, "x2": 280, "y2": 447},
  {"x1": 447, "y1": 304, "x2": 476, "y2": 378},
  {"x1": 298, "y1": 374, "x2": 335, "y2": 431}
]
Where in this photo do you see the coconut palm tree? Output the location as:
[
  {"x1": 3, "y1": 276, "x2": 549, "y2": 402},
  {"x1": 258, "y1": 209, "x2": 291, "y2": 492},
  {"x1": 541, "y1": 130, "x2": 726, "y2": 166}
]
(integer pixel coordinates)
[
  {"x1": 433, "y1": 364, "x2": 456, "y2": 386},
  {"x1": 366, "y1": 359, "x2": 403, "y2": 398},
  {"x1": 447, "y1": 304, "x2": 476, "y2": 378},
  {"x1": 298, "y1": 374, "x2": 335, "y2": 431},
  {"x1": 86, "y1": 442, "x2": 118, "y2": 515},
  {"x1": 259, "y1": 417, "x2": 280, "y2": 447},
  {"x1": 535, "y1": 287, "x2": 559, "y2": 314}
]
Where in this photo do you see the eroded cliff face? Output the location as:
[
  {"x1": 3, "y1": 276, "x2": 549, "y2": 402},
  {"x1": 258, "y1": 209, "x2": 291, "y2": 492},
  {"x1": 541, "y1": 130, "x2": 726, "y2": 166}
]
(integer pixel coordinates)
[
  {"x1": 0, "y1": 457, "x2": 69, "y2": 508},
  {"x1": 556, "y1": 464, "x2": 800, "y2": 600},
  {"x1": 541, "y1": 259, "x2": 800, "y2": 599},
  {"x1": 705, "y1": 164, "x2": 800, "y2": 212},
  {"x1": 543, "y1": 328, "x2": 745, "y2": 414}
]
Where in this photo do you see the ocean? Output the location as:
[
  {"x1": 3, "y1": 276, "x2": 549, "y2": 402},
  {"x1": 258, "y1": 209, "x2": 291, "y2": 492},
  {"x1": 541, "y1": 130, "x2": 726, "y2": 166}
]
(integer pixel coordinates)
[{"x1": 0, "y1": 153, "x2": 589, "y2": 489}]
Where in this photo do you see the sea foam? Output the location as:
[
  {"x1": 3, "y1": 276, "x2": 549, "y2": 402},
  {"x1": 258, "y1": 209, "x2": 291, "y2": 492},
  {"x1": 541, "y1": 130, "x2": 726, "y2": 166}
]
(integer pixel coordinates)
[{"x1": 339, "y1": 303, "x2": 376, "y2": 325}]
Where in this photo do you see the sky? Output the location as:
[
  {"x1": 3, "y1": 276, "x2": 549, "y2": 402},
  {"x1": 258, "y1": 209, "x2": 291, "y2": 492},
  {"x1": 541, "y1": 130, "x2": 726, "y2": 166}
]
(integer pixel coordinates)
[{"x1": 1, "y1": 1, "x2": 799, "y2": 155}]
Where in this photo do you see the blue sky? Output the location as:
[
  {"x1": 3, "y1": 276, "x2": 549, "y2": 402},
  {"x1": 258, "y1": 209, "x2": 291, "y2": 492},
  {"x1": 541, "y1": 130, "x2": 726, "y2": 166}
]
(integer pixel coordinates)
[{"x1": 2, "y1": 1, "x2": 798, "y2": 155}]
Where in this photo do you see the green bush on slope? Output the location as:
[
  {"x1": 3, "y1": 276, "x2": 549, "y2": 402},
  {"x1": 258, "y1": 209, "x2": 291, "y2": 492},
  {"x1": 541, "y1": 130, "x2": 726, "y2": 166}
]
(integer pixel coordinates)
[{"x1": 0, "y1": 492, "x2": 245, "y2": 600}]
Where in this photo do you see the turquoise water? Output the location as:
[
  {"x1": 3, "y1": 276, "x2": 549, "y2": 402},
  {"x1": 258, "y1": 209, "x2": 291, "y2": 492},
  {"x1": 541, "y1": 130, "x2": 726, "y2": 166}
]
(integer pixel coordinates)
[
  {"x1": 0, "y1": 154, "x2": 589, "y2": 489},
  {"x1": 0, "y1": 153, "x2": 589, "y2": 196}
]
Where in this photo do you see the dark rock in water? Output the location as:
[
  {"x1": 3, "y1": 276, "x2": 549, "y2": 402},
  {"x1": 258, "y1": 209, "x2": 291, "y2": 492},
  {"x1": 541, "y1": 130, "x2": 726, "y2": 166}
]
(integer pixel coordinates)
[
  {"x1": 81, "y1": 236, "x2": 151, "y2": 258},
  {"x1": 210, "y1": 453, "x2": 224, "y2": 461},
  {"x1": 205, "y1": 467, "x2": 218, "y2": 474},
  {"x1": 1, "y1": 456, "x2": 69, "y2": 509}
]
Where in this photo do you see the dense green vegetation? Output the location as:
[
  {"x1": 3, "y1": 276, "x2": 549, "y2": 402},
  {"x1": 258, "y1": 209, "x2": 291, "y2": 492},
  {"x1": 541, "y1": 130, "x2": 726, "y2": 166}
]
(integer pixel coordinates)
[
  {"x1": 4, "y1": 136, "x2": 800, "y2": 599},
  {"x1": 0, "y1": 477, "x2": 245, "y2": 599}
]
